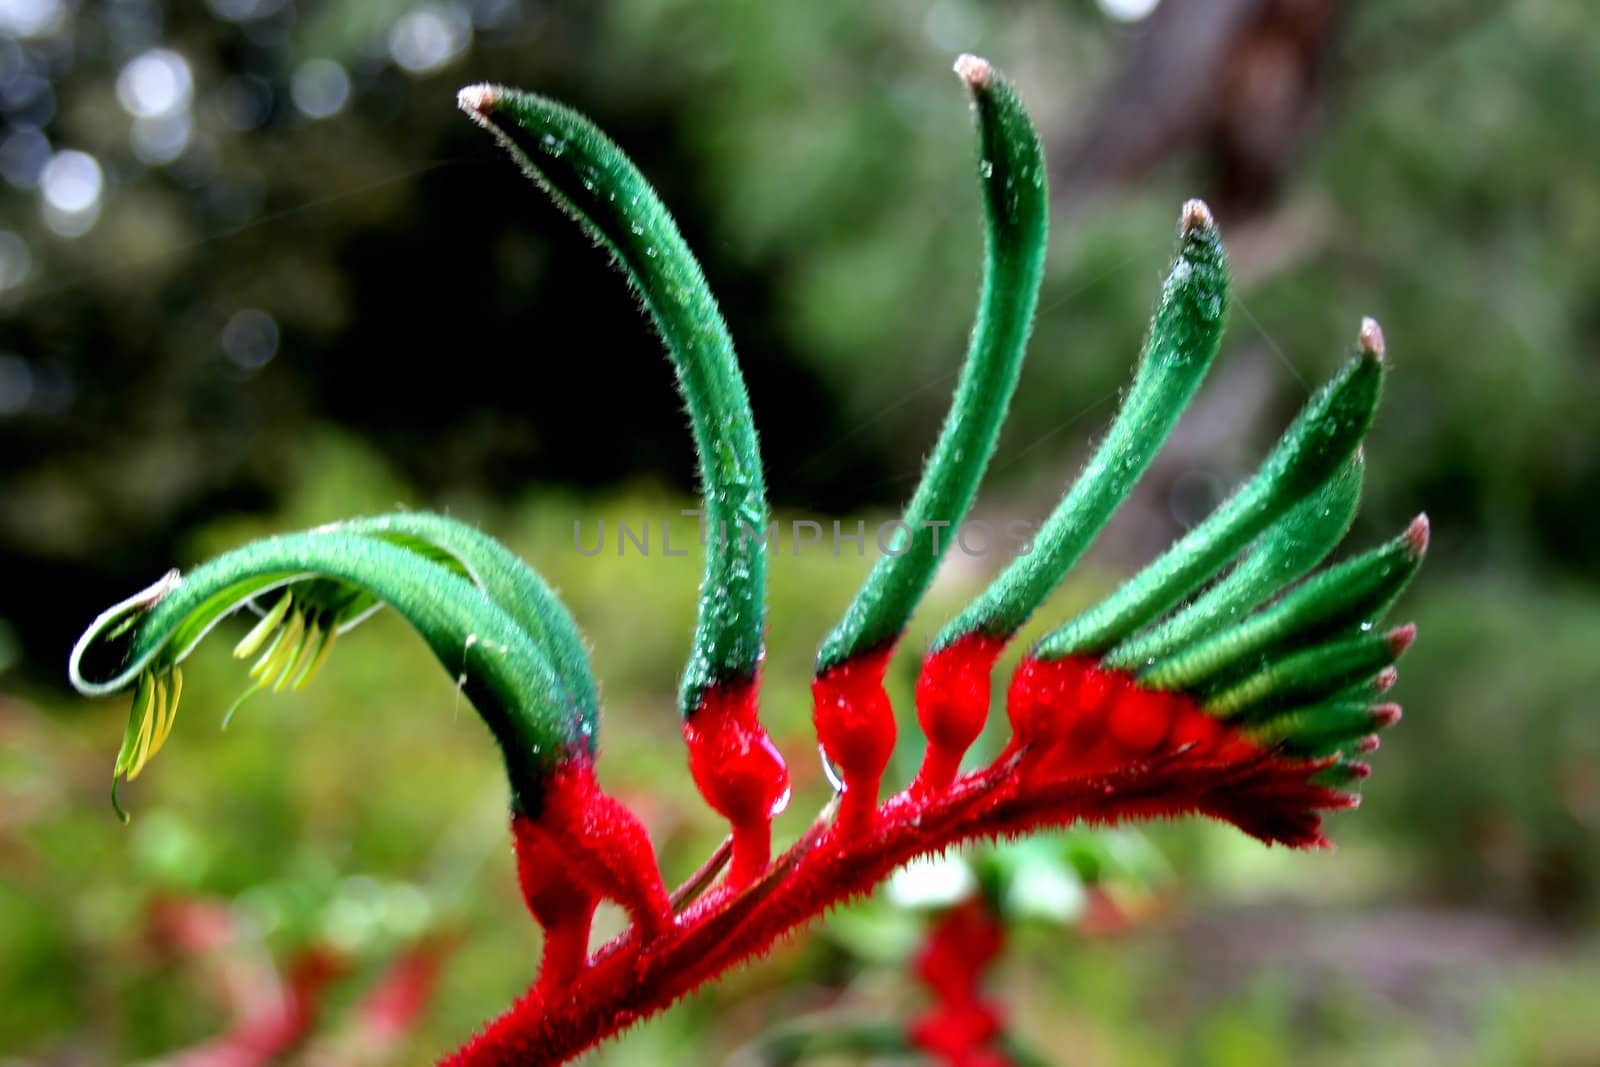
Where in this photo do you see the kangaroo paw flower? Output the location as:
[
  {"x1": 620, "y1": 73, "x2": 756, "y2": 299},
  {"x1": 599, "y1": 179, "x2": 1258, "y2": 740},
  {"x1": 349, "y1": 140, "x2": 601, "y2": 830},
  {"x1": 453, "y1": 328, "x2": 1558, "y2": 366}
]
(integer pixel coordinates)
[{"x1": 71, "y1": 54, "x2": 1426, "y2": 1066}]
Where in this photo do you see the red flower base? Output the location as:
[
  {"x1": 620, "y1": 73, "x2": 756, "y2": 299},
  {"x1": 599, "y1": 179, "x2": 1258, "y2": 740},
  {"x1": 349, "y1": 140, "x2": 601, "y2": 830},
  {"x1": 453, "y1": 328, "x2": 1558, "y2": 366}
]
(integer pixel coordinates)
[{"x1": 450, "y1": 645, "x2": 1350, "y2": 1065}]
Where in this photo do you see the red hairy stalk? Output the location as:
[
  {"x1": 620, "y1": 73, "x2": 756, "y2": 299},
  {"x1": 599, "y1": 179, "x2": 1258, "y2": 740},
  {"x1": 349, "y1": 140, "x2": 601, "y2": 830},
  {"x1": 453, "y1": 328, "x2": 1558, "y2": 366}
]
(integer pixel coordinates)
[
  {"x1": 908, "y1": 900, "x2": 1008, "y2": 1066},
  {"x1": 351, "y1": 939, "x2": 453, "y2": 1047},
  {"x1": 167, "y1": 946, "x2": 346, "y2": 1067},
  {"x1": 448, "y1": 650, "x2": 1355, "y2": 1065}
]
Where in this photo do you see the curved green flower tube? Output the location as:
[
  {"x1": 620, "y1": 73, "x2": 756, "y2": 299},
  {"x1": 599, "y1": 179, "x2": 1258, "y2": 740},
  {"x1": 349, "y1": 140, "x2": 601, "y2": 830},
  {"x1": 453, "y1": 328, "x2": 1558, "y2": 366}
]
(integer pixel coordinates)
[
  {"x1": 458, "y1": 85, "x2": 766, "y2": 717},
  {"x1": 1138, "y1": 511, "x2": 1427, "y2": 694},
  {"x1": 936, "y1": 198, "x2": 1229, "y2": 650},
  {"x1": 1103, "y1": 454, "x2": 1364, "y2": 672},
  {"x1": 70, "y1": 531, "x2": 583, "y2": 818},
  {"x1": 1038, "y1": 321, "x2": 1389, "y2": 660},
  {"x1": 817, "y1": 55, "x2": 1049, "y2": 673},
  {"x1": 334, "y1": 512, "x2": 599, "y2": 740}
]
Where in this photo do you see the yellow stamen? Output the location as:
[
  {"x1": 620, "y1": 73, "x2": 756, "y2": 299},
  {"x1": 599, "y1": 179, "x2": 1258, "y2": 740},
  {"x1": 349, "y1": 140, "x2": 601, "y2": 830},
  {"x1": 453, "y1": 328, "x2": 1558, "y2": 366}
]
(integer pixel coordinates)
[
  {"x1": 268, "y1": 617, "x2": 312, "y2": 694},
  {"x1": 234, "y1": 592, "x2": 293, "y2": 658},
  {"x1": 126, "y1": 677, "x2": 160, "y2": 781},
  {"x1": 154, "y1": 668, "x2": 183, "y2": 752},
  {"x1": 249, "y1": 622, "x2": 291, "y2": 679},
  {"x1": 292, "y1": 625, "x2": 338, "y2": 690},
  {"x1": 114, "y1": 672, "x2": 155, "y2": 779},
  {"x1": 149, "y1": 673, "x2": 169, "y2": 754},
  {"x1": 252, "y1": 610, "x2": 304, "y2": 683},
  {"x1": 286, "y1": 621, "x2": 327, "y2": 690}
]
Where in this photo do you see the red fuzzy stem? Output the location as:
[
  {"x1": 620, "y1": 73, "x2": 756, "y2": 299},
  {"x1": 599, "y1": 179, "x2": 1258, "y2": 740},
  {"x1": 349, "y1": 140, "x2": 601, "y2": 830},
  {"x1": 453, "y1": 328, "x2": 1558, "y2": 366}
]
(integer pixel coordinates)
[
  {"x1": 450, "y1": 759, "x2": 1344, "y2": 1063},
  {"x1": 536, "y1": 920, "x2": 591, "y2": 996},
  {"x1": 171, "y1": 949, "x2": 345, "y2": 1067},
  {"x1": 451, "y1": 660, "x2": 1360, "y2": 1065},
  {"x1": 349, "y1": 937, "x2": 453, "y2": 1055},
  {"x1": 512, "y1": 813, "x2": 598, "y2": 994},
  {"x1": 909, "y1": 900, "x2": 1007, "y2": 1064}
]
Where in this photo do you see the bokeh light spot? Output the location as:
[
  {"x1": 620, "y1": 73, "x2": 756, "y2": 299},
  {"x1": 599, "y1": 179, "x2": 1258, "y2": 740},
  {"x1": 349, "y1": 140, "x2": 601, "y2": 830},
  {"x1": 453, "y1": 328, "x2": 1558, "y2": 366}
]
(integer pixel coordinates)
[
  {"x1": 0, "y1": 0, "x2": 67, "y2": 39},
  {"x1": 39, "y1": 149, "x2": 103, "y2": 237},
  {"x1": 0, "y1": 128, "x2": 49, "y2": 189},
  {"x1": 0, "y1": 230, "x2": 31, "y2": 291},
  {"x1": 1098, "y1": 0, "x2": 1161, "y2": 22},
  {"x1": 0, "y1": 352, "x2": 33, "y2": 415},
  {"x1": 132, "y1": 112, "x2": 193, "y2": 165},
  {"x1": 116, "y1": 49, "x2": 194, "y2": 119},
  {"x1": 205, "y1": 0, "x2": 285, "y2": 22},
  {"x1": 388, "y1": 5, "x2": 472, "y2": 76},
  {"x1": 39, "y1": 149, "x2": 101, "y2": 212},
  {"x1": 291, "y1": 58, "x2": 351, "y2": 119},
  {"x1": 221, "y1": 308, "x2": 280, "y2": 369}
]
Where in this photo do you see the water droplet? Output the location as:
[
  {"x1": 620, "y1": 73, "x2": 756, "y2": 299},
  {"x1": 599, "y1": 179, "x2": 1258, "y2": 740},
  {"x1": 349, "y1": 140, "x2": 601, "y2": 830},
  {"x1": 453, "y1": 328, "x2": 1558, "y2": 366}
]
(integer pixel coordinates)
[{"x1": 768, "y1": 785, "x2": 791, "y2": 818}]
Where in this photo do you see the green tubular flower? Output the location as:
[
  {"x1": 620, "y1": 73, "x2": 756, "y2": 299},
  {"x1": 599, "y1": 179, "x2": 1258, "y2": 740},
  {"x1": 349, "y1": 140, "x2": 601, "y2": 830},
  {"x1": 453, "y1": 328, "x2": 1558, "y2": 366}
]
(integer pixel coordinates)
[
  {"x1": 458, "y1": 85, "x2": 766, "y2": 717},
  {"x1": 1104, "y1": 455, "x2": 1364, "y2": 672},
  {"x1": 1202, "y1": 623, "x2": 1417, "y2": 721},
  {"x1": 71, "y1": 532, "x2": 584, "y2": 820},
  {"x1": 1246, "y1": 699, "x2": 1401, "y2": 758},
  {"x1": 1138, "y1": 512, "x2": 1427, "y2": 694},
  {"x1": 333, "y1": 512, "x2": 599, "y2": 742},
  {"x1": 816, "y1": 55, "x2": 1050, "y2": 673},
  {"x1": 937, "y1": 197, "x2": 1229, "y2": 651},
  {"x1": 1038, "y1": 319, "x2": 1389, "y2": 661}
]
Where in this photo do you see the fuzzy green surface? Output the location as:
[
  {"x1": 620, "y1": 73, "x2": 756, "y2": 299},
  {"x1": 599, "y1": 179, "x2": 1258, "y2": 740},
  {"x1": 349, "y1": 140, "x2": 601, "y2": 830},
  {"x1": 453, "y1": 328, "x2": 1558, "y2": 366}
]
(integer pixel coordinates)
[
  {"x1": 816, "y1": 62, "x2": 1048, "y2": 672},
  {"x1": 1140, "y1": 518, "x2": 1423, "y2": 694},
  {"x1": 462, "y1": 87, "x2": 766, "y2": 716},
  {"x1": 1105, "y1": 456, "x2": 1363, "y2": 672},
  {"x1": 336, "y1": 513, "x2": 599, "y2": 750},
  {"x1": 1249, "y1": 700, "x2": 1392, "y2": 756},
  {"x1": 1037, "y1": 349, "x2": 1386, "y2": 660},
  {"x1": 70, "y1": 532, "x2": 580, "y2": 813},
  {"x1": 936, "y1": 211, "x2": 1229, "y2": 651},
  {"x1": 1205, "y1": 628, "x2": 1403, "y2": 720}
]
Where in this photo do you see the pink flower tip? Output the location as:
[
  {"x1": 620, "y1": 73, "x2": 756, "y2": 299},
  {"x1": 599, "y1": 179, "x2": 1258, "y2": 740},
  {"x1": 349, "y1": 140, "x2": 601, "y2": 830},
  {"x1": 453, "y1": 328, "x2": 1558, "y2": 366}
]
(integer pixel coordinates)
[
  {"x1": 1373, "y1": 666, "x2": 1399, "y2": 693},
  {"x1": 953, "y1": 54, "x2": 994, "y2": 89},
  {"x1": 1355, "y1": 735, "x2": 1382, "y2": 753},
  {"x1": 1180, "y1": 198, "x2": 1214, "y2": 235},
  {"x1": 1358, "y1": 316, "x2": 1386, "y2": 360},
  {"x1": 1371, "y1": 702, "x2": 1403, "y2": 728},
  {"x1": 1347, "y1": 761, "x2": 1372, "y2": 780},
  {"x1": 457, "y1": 84, "x2": 499, "y2": 116},
  {"x1": 1405, "y1": 513, "x2": 1430, "y2": 557},
  {"x1": 1386, "y1": 623, "x2": 1417, "y2": 656}
]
